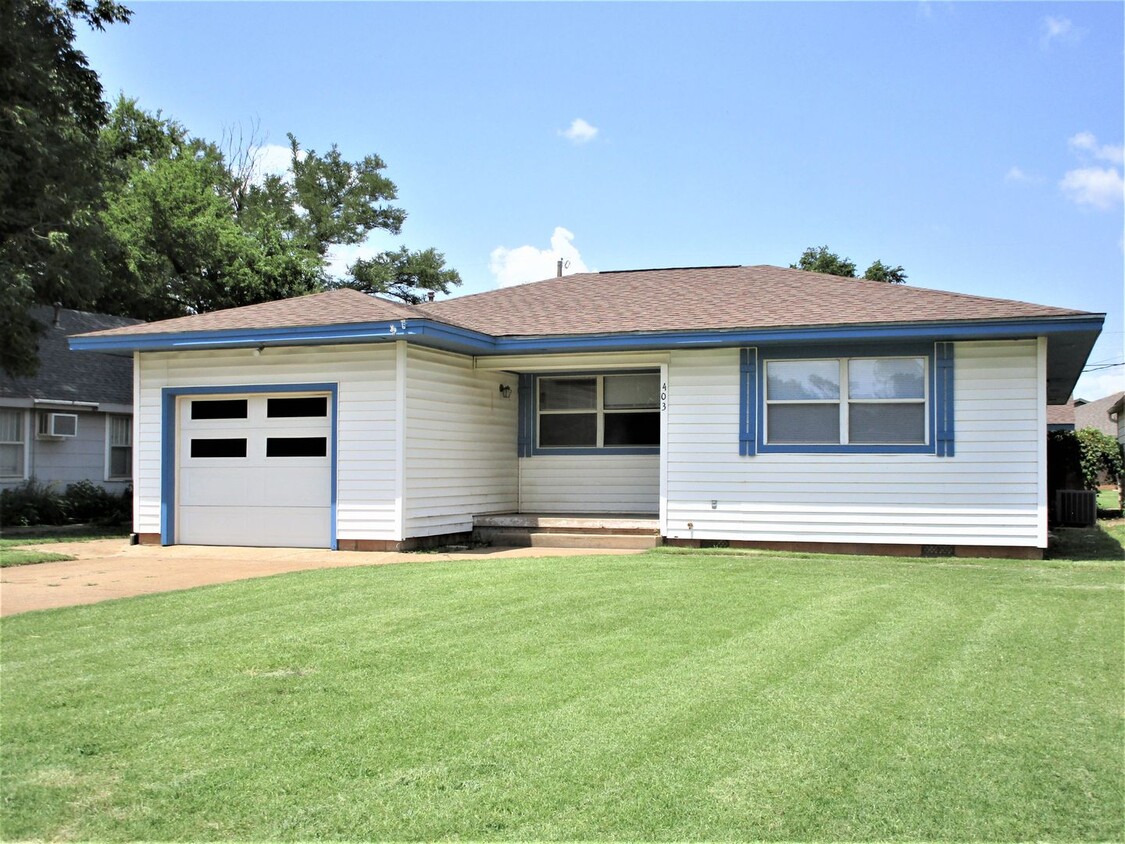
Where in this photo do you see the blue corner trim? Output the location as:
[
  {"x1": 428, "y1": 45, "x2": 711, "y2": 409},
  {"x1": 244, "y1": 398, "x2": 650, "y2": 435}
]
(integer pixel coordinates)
[
  {"x1": 517, "y1": 374, "x2": 533, "y2": 458},
  {"x1": 935, "y1": 342, "x2": 955, "y2": 457},
  {"x1": 160, "y1": 383, "x2": 339, "y2": 549},
  {"x1": 739, "y1": 348, "x2": 758, "y2": 456}
]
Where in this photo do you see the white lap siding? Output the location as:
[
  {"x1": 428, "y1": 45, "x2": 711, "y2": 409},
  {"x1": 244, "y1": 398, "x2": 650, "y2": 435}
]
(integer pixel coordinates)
[
  {"x1": 403, "y1": 346, "x2": 518, "y2": 537},
  {"x1": 519, "y1": 454, "x2": 660, "y2": 514},
  {"x1": 134, "y1": 344, "x2": 399, "y2": 541},
  {"x1": 664, "y1": 339, "x2": 1045, "y2": 548}
]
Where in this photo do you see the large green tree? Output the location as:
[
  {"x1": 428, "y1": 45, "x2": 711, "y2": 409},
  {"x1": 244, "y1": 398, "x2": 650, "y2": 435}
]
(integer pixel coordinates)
[
  {"x1": 95, "y1": 100, "x2": 461, "y2": 318},
  {"x1": 791, "y1": 245, "x2": 907, "y2": 284},
  {"x1": 0, "y1": 0, "x2": 130, "y2": 376}
]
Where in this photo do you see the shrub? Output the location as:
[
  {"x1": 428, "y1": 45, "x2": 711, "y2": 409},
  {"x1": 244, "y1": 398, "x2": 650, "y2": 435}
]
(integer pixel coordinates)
[
  {"x1": 1, "y1": 479, "x2": 132, "y2": 527},
  {"x1": 0, "y1": 479, "x2": 69, "y2": 527},
  {"x1": 1075, "y1": 428, "x2": 1123, "y2": 490}
]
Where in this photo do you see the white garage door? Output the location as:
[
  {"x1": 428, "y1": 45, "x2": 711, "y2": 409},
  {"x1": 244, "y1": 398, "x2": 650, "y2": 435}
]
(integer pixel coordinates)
[{"x1": 178, "y1": 393, "x2": 332, "y2": 548}]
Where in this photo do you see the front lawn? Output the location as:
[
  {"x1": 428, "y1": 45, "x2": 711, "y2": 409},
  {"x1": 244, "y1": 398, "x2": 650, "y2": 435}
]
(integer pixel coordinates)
[
  {"x1": 2, "y1": 551, "x2": 1122, "y2": 840},
  {"x1": 0, "y1": 527, "x2": 129, "y2": 567}
]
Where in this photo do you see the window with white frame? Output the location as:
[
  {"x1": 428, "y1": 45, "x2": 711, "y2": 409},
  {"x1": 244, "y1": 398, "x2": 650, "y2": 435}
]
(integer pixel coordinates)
[
  {"x1": 765, "y1": 356, "x2": 927, "y2": 445},
  {"x1": 537, "y1": 372, "x2": 660, "y2": 449},
  {"x1": 0, "y1": 409, "x2": 26, "y2": 479},
  {"x1": 106, "y1": 414, "x2": 132, "y2": 480}
]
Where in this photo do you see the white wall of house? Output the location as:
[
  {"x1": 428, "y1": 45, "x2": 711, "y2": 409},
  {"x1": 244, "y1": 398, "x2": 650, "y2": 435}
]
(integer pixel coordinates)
[
  {"x1": 135, "y1": 344, "x2": 399, "y2": 541},
  {"x1": 403, "y1": 346, "x2": 518, "y2": 537},
  {"x1": 519, "y1": 454, "x2": 660, "y2": 514},
  {"x1": 663, "y1": 339, "x2": 1046, "y2": 548}
]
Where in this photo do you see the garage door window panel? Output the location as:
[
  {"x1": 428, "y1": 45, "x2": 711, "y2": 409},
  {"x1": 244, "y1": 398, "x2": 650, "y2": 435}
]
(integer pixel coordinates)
[
  {"x1": 266, "y1": 437, "x2": 327, "y2": 457},
  {"x1": 191, "y1": 399, "x2": 248, "y2": 420},
  {"x1": 190, "y1": 438, "x2": 247, "y2": 458},
  {"x1": 267, "y1": 396, "x2": 328, "y2": 418}
]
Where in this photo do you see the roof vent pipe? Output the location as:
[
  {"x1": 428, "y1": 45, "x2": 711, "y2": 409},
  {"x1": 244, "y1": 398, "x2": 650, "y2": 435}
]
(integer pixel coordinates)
[
  {"x1": 427, "y1": 290, "x2": 435, "y2": 302},
  {"x1": 556, "y1": 259, "x2": 563, "y2": 278},
  {"x1": 53, "y1": 303, "x2": 62, "y2": 326}
]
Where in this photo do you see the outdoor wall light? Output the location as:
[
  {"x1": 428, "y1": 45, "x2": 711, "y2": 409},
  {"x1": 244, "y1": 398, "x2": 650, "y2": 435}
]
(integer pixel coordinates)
[{"x1": 499, "y1": 384, "x2": 512, "y2": 399}]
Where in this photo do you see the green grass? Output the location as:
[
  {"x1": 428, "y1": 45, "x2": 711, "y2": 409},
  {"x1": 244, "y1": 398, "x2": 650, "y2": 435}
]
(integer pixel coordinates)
[
  {"x1": 0, "y1": 548, "x2": 74, "y2": 566},
  {"x1": 2, "y1": 551, "x2": 1122, "y2": 841},
  {"x1": 0, "y1": 527, "x2": 128, "y2": 549},
  {"x1": 1098, "y1": 487, "x2": 1122, "y2": 510}
]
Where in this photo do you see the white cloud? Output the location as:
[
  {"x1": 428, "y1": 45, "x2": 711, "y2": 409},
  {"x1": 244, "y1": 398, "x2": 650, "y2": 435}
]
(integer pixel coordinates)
[
  {"x1": 1059, "y1": 167, "x2": 1125, "y2": 211},
  {"x1": 560, "y1": 118, "x2": 599, "y2": 145},
  {"x1": 489, "y1": 227, "x2": 589, "y2": 288},
  {"x1": 1068, "y1": 132, "x2": 1125, "y2": 166},
  {"x1": 1040, "y1": 15, "x2": 1082, "y2": 48},
  {"x1": 1005, "y1": 165, "x2": 1041, "y2": 184}
]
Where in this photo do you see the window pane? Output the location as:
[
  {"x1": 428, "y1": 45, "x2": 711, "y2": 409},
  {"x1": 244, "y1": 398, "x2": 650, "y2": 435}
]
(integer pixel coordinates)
[
  {"x1": 0, "y1": 410, "x2": 22, "y2": 443},
  {"x1": 767, "y1": 360, "x2": 840, "y2": 400},
  {"x1": 603, "y1": 374, "x2": 659, "y2": 409},
  {"x1": 267, "y1": 397, "x2": 328, "y2": 418},
  {"x1": 849, "y1": 403, "x2": 926, "y2": 444},
  {"x1": 191, "y1": 399, "x2": 247, "y2": 420},
  {"x1": 266, "y1": 437, "x2": 327, "y2": 457},
  {"x1": 604, "y1": 412, "x2": 660, "y2": 446},
  {"x1": 110, "y1": 446, "x2": 132, "y2": 477},
  {"x1": 539, "y1": 378, "x2": 596, "y2": 410},
  {"x1": 109, "y1": 415, "x2": 131, "y2": 446},
  {"x1": 0, "y1": 443, "x2": 22, "y2": 477},
  {"x1": 849, "y1": 358, "x2": 925, "y2": 399},
  {"x1": 190, "y1": 438, "x2": 247, "y2": 458},
  {"x1": 539, "y1": 413, "x2": 597, "y2": 447},
  {"x1": 767, "y1": 404, "x2": 840, "y2": 443}
]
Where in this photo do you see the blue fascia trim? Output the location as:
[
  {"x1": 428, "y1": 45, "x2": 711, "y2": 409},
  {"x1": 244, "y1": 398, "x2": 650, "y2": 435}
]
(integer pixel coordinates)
[
  {"x1": 71, "y1": 315, "x2": 1103, "y2": 356},
  {"x1": 71, "y1": 319, "x2": 498, "y2": 355},
  {"x1": 160, "y1": 383, "x2": 339, "y2": 549},
  {"x1": 753, "y1": 343, "x2": 940, "y2": 456}
]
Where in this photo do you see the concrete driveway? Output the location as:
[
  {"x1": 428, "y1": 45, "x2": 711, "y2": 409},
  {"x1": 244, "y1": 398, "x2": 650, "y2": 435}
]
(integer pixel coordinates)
[{"x1": 1, "y1": 540, "x2": 643, "y2": 616}]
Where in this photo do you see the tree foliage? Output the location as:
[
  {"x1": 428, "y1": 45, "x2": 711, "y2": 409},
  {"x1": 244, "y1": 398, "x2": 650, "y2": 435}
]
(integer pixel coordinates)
[
  {"x1": 791, "y1": 246, "x2": 907, "y2": 284},
  {"x1": 1074, "y1": 427, "x2": 1123, "y2": 491},
  {"x1": 94, "y1": 100, "x2": 461, "y2": 320},
  {"x1": 0, "y1": 0, "x2": 130, "y2": 376}
]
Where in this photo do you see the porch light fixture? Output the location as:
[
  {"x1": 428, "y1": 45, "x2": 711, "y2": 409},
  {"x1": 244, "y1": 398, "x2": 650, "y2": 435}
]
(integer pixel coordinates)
[{"x1": 499, "y1": 384, "x2": 512, "y2": 399}]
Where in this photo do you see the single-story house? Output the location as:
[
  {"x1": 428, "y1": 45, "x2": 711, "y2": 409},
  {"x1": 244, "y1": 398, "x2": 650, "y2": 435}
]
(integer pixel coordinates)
[
  {"x1": 2, "y1": 306, "x2": 141, "y2": 493},
  {"x1": 70, "y1": 265, "x2": 1104, "y2": 559}
]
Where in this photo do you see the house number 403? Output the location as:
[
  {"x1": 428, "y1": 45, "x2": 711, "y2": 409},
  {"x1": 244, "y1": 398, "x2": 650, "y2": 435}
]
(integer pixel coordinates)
[{"x1": 661, "y1": 382, "x2": 668, "y2": 411}]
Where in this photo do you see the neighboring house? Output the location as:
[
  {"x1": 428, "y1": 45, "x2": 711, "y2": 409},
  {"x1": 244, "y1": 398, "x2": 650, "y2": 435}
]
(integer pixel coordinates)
[
  {"x1": 71, "y1": 265, "x2": 1104, "y2": 558},
  {"x1": 1047, "y1": 399, "x2": 1076, "y2": 432},
  {"x1": 1, "y1": 306, "x2": 141, "y2": 494},
  {"x1": 1073, "y1": 391, "x2": 1124, "y2": 437}
]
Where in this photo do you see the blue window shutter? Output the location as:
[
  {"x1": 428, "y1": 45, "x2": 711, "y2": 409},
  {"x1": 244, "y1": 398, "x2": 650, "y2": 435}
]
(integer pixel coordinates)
[
  {"x1": 517, "y1": 373, "x2": 534, "y2": 457},
  {"x1": 740, "y1": 348, "x2": 758, "y2": 456},
  {"x1": 935, "y1": 342, "x2": 955, "y2": 457}
]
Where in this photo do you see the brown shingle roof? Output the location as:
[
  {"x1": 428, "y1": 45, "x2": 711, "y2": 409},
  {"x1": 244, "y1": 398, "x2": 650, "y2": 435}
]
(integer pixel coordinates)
[
  {"x1": 80, "y1": 289, "x2": 423, "y2": 338},
  {"x1": 77, "y1": 266, "x2": 1092, "y2": 341},
  {"x1": 418, "y1": 265, "x2": 1089, "y2": 336}
]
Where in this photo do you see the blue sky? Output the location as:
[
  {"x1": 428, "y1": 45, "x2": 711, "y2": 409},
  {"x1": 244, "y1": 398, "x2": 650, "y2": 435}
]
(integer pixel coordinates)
[{"x1": 78, "y1": 1, "x2": 1123, "y2": 398}]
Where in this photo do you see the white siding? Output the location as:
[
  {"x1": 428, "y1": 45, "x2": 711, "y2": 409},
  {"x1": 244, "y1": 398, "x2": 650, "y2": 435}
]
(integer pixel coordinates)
[
  {"x1": 664, "y1": 340, "x2": 1045, "y2": 548},
  {"x1": 519, "y1": 454, "x2": 659, "y2": 514},
  {"x1": 403, "y1": 346, "x2": 518, "y2": 537},
  {"x1": 135, "y1": 344, "x2": 399, "y2": 541}
]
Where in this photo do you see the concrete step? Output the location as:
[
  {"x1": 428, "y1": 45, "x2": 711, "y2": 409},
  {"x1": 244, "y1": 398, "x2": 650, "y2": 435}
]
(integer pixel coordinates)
[{"x1": 476, "y1": 529, "x2": 660, "y2": 550}]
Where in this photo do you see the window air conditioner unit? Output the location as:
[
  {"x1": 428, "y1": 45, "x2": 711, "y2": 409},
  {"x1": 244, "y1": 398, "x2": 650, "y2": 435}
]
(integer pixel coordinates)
[{"x1": 38, "y1": 412, "x2": 78, "y2": 439}]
